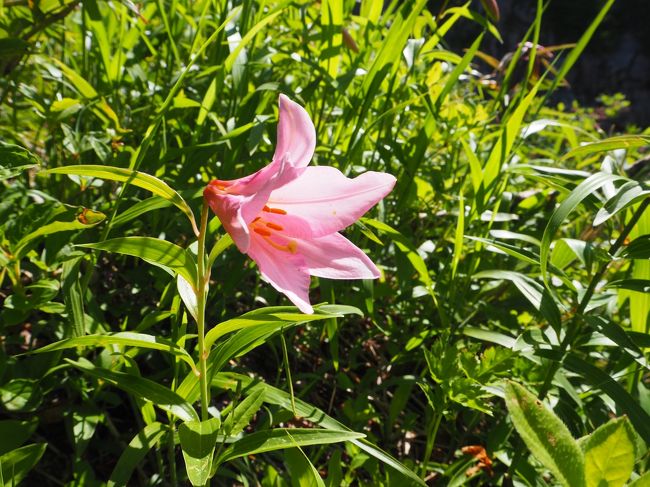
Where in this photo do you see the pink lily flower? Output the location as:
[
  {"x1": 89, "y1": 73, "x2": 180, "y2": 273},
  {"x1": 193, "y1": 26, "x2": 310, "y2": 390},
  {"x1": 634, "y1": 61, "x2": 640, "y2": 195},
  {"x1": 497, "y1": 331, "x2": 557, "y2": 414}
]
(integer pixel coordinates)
[{"x1": 204, "y1": 95, "x2": 396, "y2": 314}]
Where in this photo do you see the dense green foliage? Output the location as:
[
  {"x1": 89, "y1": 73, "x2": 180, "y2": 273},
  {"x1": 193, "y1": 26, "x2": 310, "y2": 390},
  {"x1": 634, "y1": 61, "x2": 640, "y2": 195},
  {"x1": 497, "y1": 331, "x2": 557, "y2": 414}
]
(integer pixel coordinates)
[{"x1": 1, "y1": 0, "x2": 649, "y2": 485}]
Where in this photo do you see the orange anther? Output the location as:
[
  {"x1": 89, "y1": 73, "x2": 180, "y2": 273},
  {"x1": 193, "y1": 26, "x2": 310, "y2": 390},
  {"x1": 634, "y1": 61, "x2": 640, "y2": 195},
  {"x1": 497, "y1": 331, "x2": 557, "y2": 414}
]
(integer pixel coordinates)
[
  {"x1": 253, "y1": 227, "x2": 272, "y2": 237},
  {"x1": 263, "y1": 206, "x2": 287, "y2": 215},
  {"x1": 266, "y1": 222, "x2": 283, "y2": 231}
]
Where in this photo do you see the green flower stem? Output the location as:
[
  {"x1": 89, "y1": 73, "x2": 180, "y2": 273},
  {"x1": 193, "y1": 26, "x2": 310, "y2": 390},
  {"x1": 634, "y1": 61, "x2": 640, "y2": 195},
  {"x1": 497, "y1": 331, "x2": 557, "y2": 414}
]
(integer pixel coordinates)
[{"x1": 197, "y1": 199, "x2": 210, "y2": 420}]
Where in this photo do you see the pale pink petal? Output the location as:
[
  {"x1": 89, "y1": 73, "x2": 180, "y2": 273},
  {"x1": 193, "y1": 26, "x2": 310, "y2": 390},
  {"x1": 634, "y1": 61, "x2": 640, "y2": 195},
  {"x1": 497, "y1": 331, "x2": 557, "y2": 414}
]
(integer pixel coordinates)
[
  {"x1": 247, "y1": 233, "x2": 314, "y2": 314},
  {"x1": 266, "y1": 167, "x2": 396, "y2": 238},
  {"x1": 297, "y1": 232, "x2": 380, "y2": 280},
  {"x1": 274, "y1": 94, "x2": 316, "y2": 171}
]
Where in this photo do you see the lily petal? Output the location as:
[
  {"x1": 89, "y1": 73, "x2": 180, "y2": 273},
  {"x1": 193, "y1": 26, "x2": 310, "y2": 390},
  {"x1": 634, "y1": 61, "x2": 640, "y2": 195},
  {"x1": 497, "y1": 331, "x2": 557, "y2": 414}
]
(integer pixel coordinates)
[
  {"x1": 266, "y1": 167, "x2": 396, "y2": 237},
  {"x1": 274, "y1": 94, "x2": 316, "y2": 172},
  {"x1": 247, "y1": 233, "x2": 313, "y2": 313},
  {"x1": 203, "y1": 189, "x2": 251, "y2": 252},
  {"x1": 298, "y1": 232, "x2": 380, "y2": 279}
]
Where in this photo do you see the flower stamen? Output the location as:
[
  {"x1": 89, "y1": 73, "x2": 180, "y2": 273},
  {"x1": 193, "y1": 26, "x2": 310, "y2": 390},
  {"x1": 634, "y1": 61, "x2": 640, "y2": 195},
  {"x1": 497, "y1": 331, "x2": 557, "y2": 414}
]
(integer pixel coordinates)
[
  {"x1": 263, "y1": 236, "x2": 298, "y2": 254},
  {"x1": 253, "y1": 227, "x2": 272, "y2": 237},
  {"x1": 263, "y1": 205, "x2": 287, "y2": 215},
  {"x1": 266, "y1": 222, "x2": 284, "y2": 231}
]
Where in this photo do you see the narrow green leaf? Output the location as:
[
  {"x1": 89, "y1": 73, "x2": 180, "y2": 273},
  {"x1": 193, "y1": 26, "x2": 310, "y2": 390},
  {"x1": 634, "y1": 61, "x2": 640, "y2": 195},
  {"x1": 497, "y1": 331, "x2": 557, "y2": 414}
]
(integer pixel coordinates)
[
  {"x1": 0, "y1": 143, "x2": 40, "y2": 180},
  {"x1": 177, "y1": 275, "x2": 199, "y2": 323},
  {"x1": 66, "y1": 358, "x2": 198, "y2": 422},
  {"x1": 33, "y1": 332, "x2": 196, "y2": 371},
  {"x1": 285, "y1": 447, "x2": 326, "y2": 487},
  {"x1": 205, "y1": 305, "x2": 358, "y2": 350},
  {"x1": 224, "y1": 10, "x2": 282, "y2": 72},
  {"x1": 61, "y1": 257, "x2": 86, "y2": 337},
  {"x1": 207, "y1": 233, "x2": 234, "y2": 268},
  {"x1": 608, "y1": 279, "x2": 650, "y2": 293},
  {"x1": 621, "y1": 235, "x2": 650, "y2": 259},
  {"x1": 628, "y1": 472, "x2": 650, "y2": 486},
  {"x1": 474, "y1": 270, "x2": 561, "y2": 329},
  {"x1": 434, "y1": 33, "x2": 484, "y2": 111},
  {"x1": 215, "y1": 428, "x2": 364, "y2": 465},
  {"x1": 111, "y1": 196, "x2": 172, "y2": 229},
  {"x1": 226, "y1": 388, "x2": 264, "y2": 437},
  {"x1": 594, "y1": 182, "x2": 649, "y2": 226},
  {"x1": 107, "y1": 422, "x2": 166, "y2": 487},
  {"x1": 78, "y1": 237, "x2": 197, "y2": 286},
  {"x1": 0, "y1": 443, "x2": 47, "y2": 486},
  {"x1": 561, "y1": 135, "x2": 650, "y2": 161},
  {"x1": 44, "y1": 165, "x2": 197, "y2": 232},
  {"x1": 14, "y1": 210, "x2": 106, "y2": 259},
  {"x1": 213, "y1": 372, "x2": 426, "y2": 486},
  {"x1": 0, "y1": 420, "x2": 38, "y2": 456},
  {"x1": 505, "y1": 381, "x2": 585, "y2": 487},
  {"x1": 562, "y1": 354, "x2": 650, "y2": 445},
  {"x1": 583, "y1": 417, "x2": 636, "y2": 487},
  {"x1": 540, "y1": 172, "x2": 625, "y2": 284},
  {"x1": 179, "y1": 418, "x2": 220, "y2": 487},
  {"x1": 362, "y1": 218, "x2": 434, "y2": 299}
]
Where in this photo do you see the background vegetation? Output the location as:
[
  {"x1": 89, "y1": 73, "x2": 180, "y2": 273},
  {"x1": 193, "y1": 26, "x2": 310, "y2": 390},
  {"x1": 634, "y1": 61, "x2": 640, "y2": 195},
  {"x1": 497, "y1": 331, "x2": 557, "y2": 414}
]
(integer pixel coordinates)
[{"x1": 1, "y1": 0, "x2": 648, "y2": 485}]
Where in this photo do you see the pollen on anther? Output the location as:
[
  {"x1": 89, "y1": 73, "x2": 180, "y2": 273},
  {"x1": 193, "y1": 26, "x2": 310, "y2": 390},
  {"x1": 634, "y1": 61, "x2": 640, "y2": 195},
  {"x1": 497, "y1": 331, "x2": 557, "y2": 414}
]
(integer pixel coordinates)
[
  {"x1": 263, "y1": 205, "x2": 287, "y2": 215},
  {"x1": 266, "y1": 222, "x2": 283, "y2": 231},
  {"x1": 254, "y1": 227, "x2": 272, "y2": 237}
]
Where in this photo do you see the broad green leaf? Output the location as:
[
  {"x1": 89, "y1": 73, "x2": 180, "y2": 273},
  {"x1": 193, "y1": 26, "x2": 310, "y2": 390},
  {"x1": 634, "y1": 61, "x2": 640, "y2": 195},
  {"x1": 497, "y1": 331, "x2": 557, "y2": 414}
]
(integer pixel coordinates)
[
  {"x1": 0, "y1": 143, "x2": 40, "y2": 180},
  {"x1": 215, "y1": 428, "x2": 364, "y2": 465},
  {"x1": 0, "y1": 419, "x2": 38, "y2": 456},
  {"x1": 33, "y1": 332, "x2": 196, "y2": 371},
  {"x1": 107, "y1": 422, "x2": 166, "y2": 487},
  {"x1": 44, "y1": 165, "x2": 197, "y2": 231},
  {"x1": 213, "y1": 373, "x2": 426, "y2": 486},
  {"x1": 561, "y1": 135, "x2": 650, "y2": 161},
  {"x1": 0, "y1": 443, "x2": 47, "y2": 486},
  {"x1": 583, "y1": 417, "x2": 636, "y2": 487},
  {"x1": 66, "y1": 358, "x2": 198, "y2": 422},
  {"x1": 179, "y1": 418, "x2": 220, "y2": 487},
  {"x1": 78, "y1": 237, "x2": 197, "y2": 286},
  {"x1": 505, "y1": 381, "x2": 585, "y2": 487},
  {"x1": 0, "y1": 379, "x2": 42, "y2": 412},
  {"x1": 71, "y1": 407, "x2": 103, "y2": 456},
  {"x1": 285, "y1": 447, "x2": 326, "y2": 487},
  {"x1": 540, "y1": 172, "x2": 625, "y2": 284}
]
